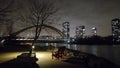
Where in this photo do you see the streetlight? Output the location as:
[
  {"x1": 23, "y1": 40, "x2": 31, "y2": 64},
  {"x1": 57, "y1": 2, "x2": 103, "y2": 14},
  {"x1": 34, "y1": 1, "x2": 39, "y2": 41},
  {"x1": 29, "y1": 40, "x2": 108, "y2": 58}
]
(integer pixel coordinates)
[{"x1": 32, "y1": 45, "x2": 35, "y2": 49}]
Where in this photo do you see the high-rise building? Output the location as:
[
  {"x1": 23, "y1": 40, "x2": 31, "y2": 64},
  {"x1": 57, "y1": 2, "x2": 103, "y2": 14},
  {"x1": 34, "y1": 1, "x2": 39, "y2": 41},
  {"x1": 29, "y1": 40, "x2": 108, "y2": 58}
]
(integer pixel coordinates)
[
  {"x1": 92, "y1": 27, "x2": 97, "y2": 36},
  {"x1": 75, "y1": 25, "x2": 85, "y2": 38},
  {"x1": 111, "y1": 18, "x2": 120, "y2": 42},
  {"x1": 62, "y1": 22, "x2": 70, "y2": 39}
]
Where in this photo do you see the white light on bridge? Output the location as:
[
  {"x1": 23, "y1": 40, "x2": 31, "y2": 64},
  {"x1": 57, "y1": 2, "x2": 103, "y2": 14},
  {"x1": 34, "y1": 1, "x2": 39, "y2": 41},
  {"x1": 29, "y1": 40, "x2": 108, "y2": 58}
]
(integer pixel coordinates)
[{"x1": 15, "y1": 38, "x2": 34, "y2": 40}]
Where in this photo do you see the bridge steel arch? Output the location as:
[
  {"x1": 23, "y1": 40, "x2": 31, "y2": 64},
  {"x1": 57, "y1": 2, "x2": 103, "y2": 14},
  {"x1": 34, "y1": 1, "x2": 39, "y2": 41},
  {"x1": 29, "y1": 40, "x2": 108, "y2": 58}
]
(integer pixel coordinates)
[{"x1": 10, "y1": 24, "x2": 65, "y2": 38}]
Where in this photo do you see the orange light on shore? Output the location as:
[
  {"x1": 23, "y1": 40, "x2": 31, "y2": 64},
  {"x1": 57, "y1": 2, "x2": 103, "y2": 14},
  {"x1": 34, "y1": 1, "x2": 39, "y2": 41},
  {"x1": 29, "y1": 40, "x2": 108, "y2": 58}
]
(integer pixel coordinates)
[{"x1": 36, "y1": 52, "x2": 52, "y2": 59}]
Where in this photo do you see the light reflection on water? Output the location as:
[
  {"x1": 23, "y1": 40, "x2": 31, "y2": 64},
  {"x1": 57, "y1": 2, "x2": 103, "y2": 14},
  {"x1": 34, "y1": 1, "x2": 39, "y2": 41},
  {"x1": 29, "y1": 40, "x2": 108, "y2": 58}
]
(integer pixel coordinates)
[
  {"x1": 56, "y1": 44, "x2": 120, "y2": 65},
  {"x1": 36, "y1": 43, "x2": 120, "y2": 64}
]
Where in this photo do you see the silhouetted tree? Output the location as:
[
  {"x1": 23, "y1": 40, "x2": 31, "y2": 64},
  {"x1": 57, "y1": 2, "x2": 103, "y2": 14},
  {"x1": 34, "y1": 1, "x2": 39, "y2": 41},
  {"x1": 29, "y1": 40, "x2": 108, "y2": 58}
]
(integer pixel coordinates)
[
  {"x1": 0, "y1": 0, "x2": 13, "y2": 22},
  {"x1": 19, "y1": 0, "x2": 58, "y2": 54},
  {"x1": 0, "y1": 0, "x2": 16, "y2": 36}
]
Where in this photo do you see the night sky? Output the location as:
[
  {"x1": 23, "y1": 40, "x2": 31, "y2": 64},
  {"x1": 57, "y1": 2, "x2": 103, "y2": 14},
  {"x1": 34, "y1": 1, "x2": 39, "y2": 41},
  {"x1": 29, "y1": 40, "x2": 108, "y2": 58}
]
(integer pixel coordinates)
[
  {"x1": 1, "y1": 0, "x2": 120, "y2": 37},
  {"x1": 55, "y1": 0, "x2": 120, "y2": 37}
]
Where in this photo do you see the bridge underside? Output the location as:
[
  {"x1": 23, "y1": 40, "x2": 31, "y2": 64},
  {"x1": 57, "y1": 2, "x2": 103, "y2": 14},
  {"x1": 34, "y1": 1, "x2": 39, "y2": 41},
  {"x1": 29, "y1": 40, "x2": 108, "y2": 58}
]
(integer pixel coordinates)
[
  {"x1": 3, "y1": 39, "x2": 66, "y2": 46},
  {"x1": 18, "y1": 40, "x2": 66, "y2": 43}
]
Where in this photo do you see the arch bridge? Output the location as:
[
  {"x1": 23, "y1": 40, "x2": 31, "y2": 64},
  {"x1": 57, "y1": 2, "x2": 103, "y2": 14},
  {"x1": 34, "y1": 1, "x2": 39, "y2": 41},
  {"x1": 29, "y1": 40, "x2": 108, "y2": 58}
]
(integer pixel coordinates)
[{"x1": 10, "y1": 24, "x2": 66, "y2": 39}]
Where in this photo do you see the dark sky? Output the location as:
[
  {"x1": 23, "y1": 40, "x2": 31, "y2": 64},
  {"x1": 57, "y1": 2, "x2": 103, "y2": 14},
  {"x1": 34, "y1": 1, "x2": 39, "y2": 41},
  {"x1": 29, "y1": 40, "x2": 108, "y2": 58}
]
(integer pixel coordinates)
[
  {"x1": 55, "y1": 0, "x2": 120, "y2": 37},
  {"x1": 1, "y1": 0, "x2": 120, "y2": 37}
]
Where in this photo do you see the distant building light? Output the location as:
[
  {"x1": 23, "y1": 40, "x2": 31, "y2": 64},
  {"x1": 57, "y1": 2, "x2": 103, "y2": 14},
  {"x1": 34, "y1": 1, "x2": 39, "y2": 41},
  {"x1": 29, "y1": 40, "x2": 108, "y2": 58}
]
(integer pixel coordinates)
[
  {"x1": 92, "y1": 27, "x2": 95, "y2": 30},
  {"x1": 83, "y1": 29, "x2": 85, "y2": 31},
  {"x1": 72, "y1": 38, "x2": 75, "y2": 42},
  {"x1": 67, "y1": 40, "x2": 70, "y2": 43},
  {"x1": 117, "y1": 39, "x2": 120, "y2": 42},
  {"x1": 92, "y1": 27, "x2": 96, "y2": 30},
  {"x1": 119, "y1": 36, "x2": 120, "y2": 38},
  {"x1": 1, "y1": 39, "x2": 5, "y2": 43},
  {"x1": 112, "y1": 34, "x2": 115, "y2": 36}
]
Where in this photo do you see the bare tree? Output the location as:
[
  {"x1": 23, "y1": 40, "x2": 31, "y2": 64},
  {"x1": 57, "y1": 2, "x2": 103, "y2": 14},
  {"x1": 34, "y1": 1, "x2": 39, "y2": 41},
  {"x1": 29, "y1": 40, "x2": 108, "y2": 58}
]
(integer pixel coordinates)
[
  {"x1": 20, "y1": 0, "x2": 58, "y2": 54},
  {"x1": 0, "y1": 0, "x2": 16, "y2": 36},
  {"x1": 0, "y1": 0, "x2": 14, "y2": 23}
]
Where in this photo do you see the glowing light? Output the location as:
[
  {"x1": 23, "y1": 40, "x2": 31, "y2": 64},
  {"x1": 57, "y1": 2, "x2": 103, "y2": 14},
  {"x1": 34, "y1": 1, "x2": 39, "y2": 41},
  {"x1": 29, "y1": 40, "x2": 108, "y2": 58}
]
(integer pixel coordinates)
[
  {"x1": 83, "y1": 29, "x2": 85, "y2": 31},
  {"x1": 36, "y1": 52, "x2": 52, "y2": 60},
  {"x1": 36, "y1": 53, "x2": 44, "y2": 58},
  {"x1": 1, "y1": 39, "x2": 5, "y2": 43},
  {"x1": 72, "y1": 38, "x2": 75, "y2": 42},
  {"x1": 92, "y1": 27, "x2": 96, "y2": 30},
  {"x1": 67, "y1": 39, "x2": 71, "y2": 43},
  {"x1": 32, "y1": 46, "x2": 35, "y2": 49}
]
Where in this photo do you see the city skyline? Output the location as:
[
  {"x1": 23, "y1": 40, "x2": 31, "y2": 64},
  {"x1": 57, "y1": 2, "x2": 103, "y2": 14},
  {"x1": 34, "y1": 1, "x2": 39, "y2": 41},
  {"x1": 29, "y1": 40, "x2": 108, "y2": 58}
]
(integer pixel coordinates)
[
  {"x1": 54, "y1": 0, "x2": 120, "y2": 37},
  {"x1": 0, "y1": 0, "x2": 120, "y2": 37}
]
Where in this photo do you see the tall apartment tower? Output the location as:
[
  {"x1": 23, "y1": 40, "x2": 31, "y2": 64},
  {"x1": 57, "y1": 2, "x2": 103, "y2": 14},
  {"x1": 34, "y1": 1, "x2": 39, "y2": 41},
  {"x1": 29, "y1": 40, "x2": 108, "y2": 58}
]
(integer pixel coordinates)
[
  {"x1": 92, "y1": 27, "x2": 97, "y2": 36},
  {"x1": 75, "y1": 25, "x2": 85, "y2": 38},
  {"x1": 62, "y1": 22, "x2": 70, "y2": 40},
  {"x1": 111, "y1": 18, "x2": 120, "y2": 42}
]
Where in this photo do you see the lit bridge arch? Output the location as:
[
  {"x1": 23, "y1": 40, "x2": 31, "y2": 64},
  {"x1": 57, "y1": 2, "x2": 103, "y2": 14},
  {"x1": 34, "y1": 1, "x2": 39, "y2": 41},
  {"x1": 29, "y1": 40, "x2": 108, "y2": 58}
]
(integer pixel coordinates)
[{"x1": 10, "y1": 24, "x2": 65, "y2": 38}]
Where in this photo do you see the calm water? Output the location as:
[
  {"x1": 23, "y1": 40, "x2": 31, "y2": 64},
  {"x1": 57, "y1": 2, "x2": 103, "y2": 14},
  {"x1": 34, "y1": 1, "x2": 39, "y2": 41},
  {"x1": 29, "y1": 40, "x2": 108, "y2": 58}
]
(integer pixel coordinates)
[{"x1": 56, "y1": 43, "x2": 120, "y2": 65}]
